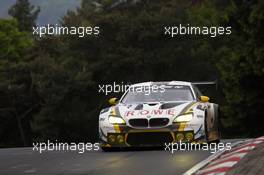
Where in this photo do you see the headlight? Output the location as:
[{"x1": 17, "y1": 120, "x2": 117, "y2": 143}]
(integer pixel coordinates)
[
  {"x1": 108, "y1": 115, "x2": 126, "y2": 124},
  {"x1": 173, "y1": 113, "x2": 193, "y2": 122}
]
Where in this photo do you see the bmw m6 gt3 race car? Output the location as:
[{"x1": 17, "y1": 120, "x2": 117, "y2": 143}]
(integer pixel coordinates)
[{"x1": 99, "y1": 81, "x2": 220, "y2": 150}]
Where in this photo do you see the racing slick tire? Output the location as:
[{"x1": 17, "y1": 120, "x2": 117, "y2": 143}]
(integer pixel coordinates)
[
  {"x1": 101, "y1": 146, "x2": 113, "y2": 152},
  {"x1": 204, "y1": 109, "x2": 220, "y2": 144}
]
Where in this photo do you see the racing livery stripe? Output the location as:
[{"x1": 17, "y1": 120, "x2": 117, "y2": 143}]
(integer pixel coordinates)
[
  {"x1": 185, "y1": 102, "x2": 197, "y2": 113},
  {"x1": 114, "y1": 124, "x2": 121, "y2": 133},
  {"x1": 115, "y1": 106, "x2": 121, "y2": 116},
  {"x1": 110, "y1": 107, "x2": 116, "y2": 115},
  {"x1": 179, "y1": 102, "x2": 197, "y2": 115},
  {"x1": 112, "y1": 106, "x2": 123, "y2": 133},
  {"x1": 110, "y1": 106, "x2": 121, "y2": 116},
  {"x1": 178, "y1": 122, "x2": 187, "y2": 131},
  {"x1": 194, "y1": 125, "x2": 203, "y2": 135}
]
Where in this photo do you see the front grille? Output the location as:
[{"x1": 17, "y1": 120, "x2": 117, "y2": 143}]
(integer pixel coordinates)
[
  {"x1": 149, "y1": 118, "x2": 169, "y2": 127},
  {"x1": 126, "y1": 132, "x2": 173, "y2": 146},
  {"x1": 129, "y1": 119, "x2": 148, "y2": 127}
]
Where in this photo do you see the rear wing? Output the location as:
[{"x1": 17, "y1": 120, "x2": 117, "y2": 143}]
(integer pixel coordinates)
[{"x1": 191, "y1": 81, "x2": 218, "y2": 90}]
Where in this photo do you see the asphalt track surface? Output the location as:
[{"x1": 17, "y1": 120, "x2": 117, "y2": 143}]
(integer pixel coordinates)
[{"x1": 0, "y1": 139, "x2": 242, "y2": 175}]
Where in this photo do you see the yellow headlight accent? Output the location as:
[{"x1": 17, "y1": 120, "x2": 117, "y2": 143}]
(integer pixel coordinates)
[
  {"x1": 108, "y1": 135, "x2": 116, "y2": 143},
  {"x1": 109, "y1": 116, "x2": 126, "y2": 124},
  {"x1": 117, "y1": 135, "x2": 124, "y2": 143},
  {"x1": 176, "y1": 133, "x2": 184, "y2": 141},
  {"x1": 185, "y1": 132, "x2": 194, "y2": 141}
]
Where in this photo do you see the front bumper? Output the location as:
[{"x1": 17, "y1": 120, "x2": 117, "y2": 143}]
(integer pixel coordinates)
[
  {"x1": 104, "y1": 130, "x2": 195, "y2": 147},
  {"x1": 99, "y1": 123, "x2": 204, "y2": 147}
]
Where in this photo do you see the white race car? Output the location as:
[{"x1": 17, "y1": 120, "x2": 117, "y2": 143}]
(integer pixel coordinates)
[{"x1": 99, "y1": 81, "x2": 220, "y2": 150}]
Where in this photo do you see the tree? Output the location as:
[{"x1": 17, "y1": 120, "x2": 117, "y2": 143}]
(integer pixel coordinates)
[
  {"x1": 24, "y1": 0, "x2": 218, "y2": 144},
  {"x1": 1, "y1": 0, "x2": 263, "y2": 147},
  {"x1": 189, "y1": 0, "x2": 264, "y2": 137},
  {"x1": 0, "y1": 19, "x2": 37, "y2": 147},
  {"x1": 8, "y1": 0, "x2": 40, "y2": 32}
]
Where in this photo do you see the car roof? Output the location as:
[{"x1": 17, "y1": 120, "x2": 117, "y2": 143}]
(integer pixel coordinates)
[{"x1": 130, "y1": 81, "x2": 192, "y2": 87}]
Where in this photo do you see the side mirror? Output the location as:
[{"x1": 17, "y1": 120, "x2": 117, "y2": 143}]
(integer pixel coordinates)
[
  {"x1": 200, "y1": 96, "x2": 210, "y2": 102},
  {"x1": 108, "y1": 97, "x2": 118, "y2": 105}
]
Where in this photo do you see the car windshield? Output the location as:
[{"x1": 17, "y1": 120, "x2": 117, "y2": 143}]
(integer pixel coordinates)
[{"x1": 121, "y1": 85, "x2": 194, "y2": 103}]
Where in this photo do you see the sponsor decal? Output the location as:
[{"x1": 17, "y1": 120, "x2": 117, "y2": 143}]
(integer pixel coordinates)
[{"x1": 125, "y1": 109, "x2": 176, "y2": 117}]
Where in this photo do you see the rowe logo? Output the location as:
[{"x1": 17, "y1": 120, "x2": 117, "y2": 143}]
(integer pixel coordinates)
[{"x1": 125, "y1": 109, "x2": 175, "y2": 117}]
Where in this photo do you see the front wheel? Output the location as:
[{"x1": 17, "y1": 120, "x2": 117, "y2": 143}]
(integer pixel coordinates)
[{"x1": 101, "y1": 146, "x2": 113, "y2": 152}]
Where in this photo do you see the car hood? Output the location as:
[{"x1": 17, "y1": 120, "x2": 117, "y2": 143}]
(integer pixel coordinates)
[{"x1": 112, "y1": 102, "x2": 195, "y2": 119}]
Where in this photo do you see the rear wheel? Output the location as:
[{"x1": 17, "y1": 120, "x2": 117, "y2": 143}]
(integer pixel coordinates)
[
  {"x1": 212, "y1": 105, "x2": 221, "y2": 143},
  {"x1": 209, "y1": 139, "x2": 220, "y2": 144},
  {"x1": 204, "y1": 108, "x2": 221, "y2": 144},
  {"x1": 204, "y1": 110, "x2": 210, "y2": 143}
]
